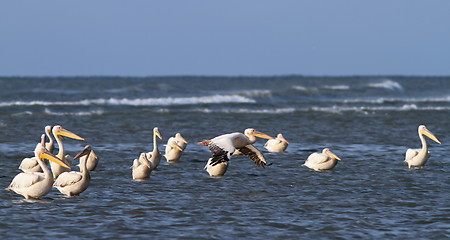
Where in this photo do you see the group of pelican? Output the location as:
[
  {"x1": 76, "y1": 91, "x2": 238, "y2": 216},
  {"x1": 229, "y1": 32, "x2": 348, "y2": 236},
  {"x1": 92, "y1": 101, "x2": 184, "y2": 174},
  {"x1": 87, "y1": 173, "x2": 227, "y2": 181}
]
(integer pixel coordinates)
[
  {"x1": 132, "y1": 128, "x2": 188, "y2": 180},
  {"x1": 6, "y1": 123, "x2": 442, "y2": 199},
  {"x1": 6, "y1": 125, "x2": 98, "y2": 199}
]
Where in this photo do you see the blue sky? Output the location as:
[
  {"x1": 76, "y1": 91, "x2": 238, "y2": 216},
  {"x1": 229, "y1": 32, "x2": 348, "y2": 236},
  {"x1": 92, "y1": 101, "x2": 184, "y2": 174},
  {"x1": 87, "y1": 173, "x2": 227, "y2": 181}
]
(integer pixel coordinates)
[{"x1": 1, "y1": 1, "x2": 449, "y2": 76}]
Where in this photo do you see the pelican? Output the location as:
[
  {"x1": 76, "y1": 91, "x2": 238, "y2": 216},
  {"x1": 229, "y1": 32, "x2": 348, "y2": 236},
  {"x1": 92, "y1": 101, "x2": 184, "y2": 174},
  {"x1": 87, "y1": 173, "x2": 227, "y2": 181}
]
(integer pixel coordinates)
[
  {"x1": 174, "y1": 133, "x2": 188, "y2": 150},
  {"x1": 6, "y1": 135, "x2": 70, "y2": 199},
  {"x1": 264, "y1": 133, "x2": 289, "y2": 152},
  {"x1": 145, "y1": 127, "x2": 162, "y2": 170},
  {"x1": 164, "y1": 137, "x2": 184, "y2": 162},
  {"x1": 198, "y1": 128, "x2": 274, "y2": 176},
  {"x1": 405, "y1": 125, "x2": 441, "y2": 169},
  {"x1": 18, "y1": 125, "x2": 55, "y2": 173},
  {"x1": 51, "y1": 125, "x2": 85, "y2": 179},
  {"x1": 304, "y1": 148, "x2": 341, "y2": 171},
  {"x1": 79, "y1": 148, "x2": 99, "y2": 171},
  {"x1": 204, "y1": 158, "x2": 229, "y2": 177},
  {"x1": 53, "y1": 145, "x2": 92, "y2": 196},
  {"x1": 132, "y1": 153, "x2": 153, "y2": 180}
]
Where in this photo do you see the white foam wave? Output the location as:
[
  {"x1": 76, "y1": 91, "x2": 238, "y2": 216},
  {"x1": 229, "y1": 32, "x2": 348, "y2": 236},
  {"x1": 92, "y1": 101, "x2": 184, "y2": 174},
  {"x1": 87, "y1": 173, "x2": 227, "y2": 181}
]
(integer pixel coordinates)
[
  {"x1": 367, "y1": 80, "x2": 403, "y2": 91},
  {"x1": 191, "y1": 108, "x2": 296, "y2": 114},
  {"x1": 310, "y1": 104, "x2": 450, "y2": 113},
  {"x1": 44, "y1": 108, "x2": 104, "y2": 116},
  {"x1": 237, "y1": 90, "x2": 272, "y2": 98},
  {"x1": 322, "y1": 85, "x2": 350, "y2": 90},
  {"x1": 0, "y1": 95, "x2": 255, "y2": 107},
  {"x1": 342, "y1": 96, "x2": 450, "y2": 104}
]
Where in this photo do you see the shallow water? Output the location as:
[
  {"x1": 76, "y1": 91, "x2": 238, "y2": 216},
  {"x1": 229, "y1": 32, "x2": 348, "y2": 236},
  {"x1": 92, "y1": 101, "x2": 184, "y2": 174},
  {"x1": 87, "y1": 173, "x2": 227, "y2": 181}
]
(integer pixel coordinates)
[{"x1": 0, "y1": 76, "x2": 449, "y2": 239}]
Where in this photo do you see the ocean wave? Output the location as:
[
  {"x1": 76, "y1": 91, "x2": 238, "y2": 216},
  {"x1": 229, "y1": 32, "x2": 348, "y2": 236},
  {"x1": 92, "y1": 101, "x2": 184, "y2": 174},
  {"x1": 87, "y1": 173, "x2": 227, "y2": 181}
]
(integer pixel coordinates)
[
  {"x1": 191, "y1": 108, "x2": 296, "y2": 114},
  {"x1": 0, "y1": 95, "x2": 256, "y2": 107},
  {"x1": 322, "y1": 85, "x2": 350, "y2": 90},
  {"x1": 236, "y1": 90, "x2": 272, "y2": 98},
  {"x1": 342, "y1": 96, "x2": 450, "y2": 104},
  {"x1": 367, "y1": 79, "x2": 403, "y2": 91},
  {"x1": 44, "y1": 108, "x2": 105, "y2": 116},
  {"x1": 310, "y1": 104, "x2": 450, "y2": 113}
]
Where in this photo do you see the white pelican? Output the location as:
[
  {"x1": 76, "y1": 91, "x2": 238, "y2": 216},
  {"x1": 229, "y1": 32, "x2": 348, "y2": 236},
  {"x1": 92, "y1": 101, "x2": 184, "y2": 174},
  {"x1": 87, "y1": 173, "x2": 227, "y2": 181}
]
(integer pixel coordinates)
[
  {"x1": 132, "y1": 153, "x2": 153, "y2": 180},
  {"x1": 175, "y1": 133, "x2": 188, "y2": 150},
  {"x1": 304, "y1": 148, "x2": 341, "y2": 171},
  {"x1": 51, "y1": 125, "x2": 85, "y2": 179},
  {"x1": 405, "y1": 125, "x2": 441, "y2": 169},
  {"x1": 6, "y1": 135, "x2": 70, "y2": 199},
  {"x1": 204, "y1": 158, "x2": 229, "y2": 177},
  {"x1": 164, "y1": 137, "x2": 184, "y2": 162},
  {"x1": 79, "y1": 148, "x2": 99, "y2": 171},
  {"x1": 53, "y1": 145, "x2": 92, "y2": 196},
  {"x1": 198, "y1": 128, "x2": 274, "y2": 176},
  {"x1": 264, "y1": 133, "x2": 289, "y2": 152},
  {"x1": 145, "y1": 127, "x2": 162, "y2": 170},
  {"x1": 18, "y1": 125, "x2": 55, "y2": 173}
]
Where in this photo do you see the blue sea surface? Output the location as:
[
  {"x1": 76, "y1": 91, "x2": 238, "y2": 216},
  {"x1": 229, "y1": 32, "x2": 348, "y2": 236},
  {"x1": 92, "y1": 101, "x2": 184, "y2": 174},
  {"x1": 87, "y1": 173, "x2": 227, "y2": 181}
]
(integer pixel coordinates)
[{"x1": 0, "y1": 76, "x2": 449, "y2": 239}]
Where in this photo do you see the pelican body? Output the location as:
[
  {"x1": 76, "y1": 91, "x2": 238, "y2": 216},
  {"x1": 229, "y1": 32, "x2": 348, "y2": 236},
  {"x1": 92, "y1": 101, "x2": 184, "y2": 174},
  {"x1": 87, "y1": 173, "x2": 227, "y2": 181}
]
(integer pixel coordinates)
[
  {"x1": 145, "y1": 127, "x2": 162, "y2": 170},
  {"x1": 304, "y1": 148, "x2": 341, "y2": 171},
  {"x1": 198, "y1": 128, "x2": 274, "y2": 176},
  {"x1": 53, "y1": 145, "x2": 92, "y2": 196},
  {"x1": 51, "y1": 125, "x2": 85, "y2": 179},
  {"x1": 18, "y1": 125, "x2": 55, "y2": 173},
  {"x1": 6, "y1": 135, "x2": 70, "y2": 199},
  {"x1": 165, "y1": 137, "x2": 184, "y2": 162},
  {"x1": 80, "y1": 148, "x2": 99, "y2": 171},
  {"x1": 204, "y1": 158, "x2": 229, "y2": 177},
  {"x1": 132, "y1": 153, "x2": 153, "y2": 179},
  {"x1": 264, "y1": 133, "x2": 289, "y2": 152},
  {"x1": 405, "y1": 125, "x2": 441, "y2": 169}
]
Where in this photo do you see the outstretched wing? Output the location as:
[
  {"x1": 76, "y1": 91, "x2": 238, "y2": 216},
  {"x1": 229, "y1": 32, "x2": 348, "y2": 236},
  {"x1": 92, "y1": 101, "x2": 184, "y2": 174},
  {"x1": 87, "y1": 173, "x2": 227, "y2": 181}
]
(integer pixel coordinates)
[
  {"x1": 208, "y1": 142, "x2": 231, "y2": 166},
  {"x1": 237, "y1": 144, "x2": 267, "y2": 168}
]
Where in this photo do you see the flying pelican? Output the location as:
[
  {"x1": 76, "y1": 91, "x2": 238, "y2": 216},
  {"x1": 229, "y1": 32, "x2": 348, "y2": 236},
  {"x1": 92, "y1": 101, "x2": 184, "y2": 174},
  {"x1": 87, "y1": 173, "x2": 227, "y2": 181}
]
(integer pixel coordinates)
[
  {"x1": 405, "y1": 125, "x2": 441, "y2": 169},
  {"x1": 174, "y1": 133, "x2": 188, "y2": 150},
  {"x1": 132, "y1": 153, "x2": 153, "y2": 180},
  {"x1": 6, "y1": 135, "x2": 70, "y2": 199},
  {"x1": 304, "y1": 148, "x2": 341, "y2": 171},
  {"x1": 53, "y1": 145, "x2": 92, "y2": 196},
  {"x1": 51, "y1": 125, "x2": 85, "y2": 179},
  {"x1": 198, "y1": 128, "x2": 274, "y2": 176},
  {"x1": 204, "y1": 158, "x2": 229, "y2": 177},
  {"x1": 79, "y1": 148, "x2": 99, "y2": 171},
  {"x1": 18, "y1": 125, "x2": 55, "y2": 173},
  {"x1": 145, "y1": 127, "x2": 162, "y2": 170},
  {"x1": 164, "y1": 137, "x2": 184, "y2": 162},
  {"x1": 264, "y1": 133, "x2": 289, "y2": 152}
]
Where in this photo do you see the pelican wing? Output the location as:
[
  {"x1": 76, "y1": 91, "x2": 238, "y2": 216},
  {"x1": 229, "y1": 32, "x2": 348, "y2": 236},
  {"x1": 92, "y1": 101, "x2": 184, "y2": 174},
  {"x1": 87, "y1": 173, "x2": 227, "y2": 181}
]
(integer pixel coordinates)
[
  {"x1": 18, "y1": 157, "x2": 39, "y2": 171},
  {"x1": 237, "y1": 144, "x2": 267, "y2": 168},
  {"x1": 53, "y1": 171, "x2": 83, "y2": 187},
  {"x1": 405, "y1": 149, "x2": 419, "y2": 161},
  {"x1": 8, "y1": 172, "x2": 44, "y2": 189},
  {"x1": 306, "y1": 153, "x2": 330, "y2": 165},
  {"x1": 208, "y1": 142, "x2": 230, "y2": 166}
]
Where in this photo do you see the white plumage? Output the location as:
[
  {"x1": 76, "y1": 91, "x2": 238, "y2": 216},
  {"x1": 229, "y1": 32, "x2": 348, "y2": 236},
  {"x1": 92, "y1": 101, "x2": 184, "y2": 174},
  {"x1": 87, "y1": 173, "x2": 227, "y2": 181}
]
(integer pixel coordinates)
[
  {"x1": 404, "y1": 125, "x2": 441, "y2": 169},
  {"x1": 304, "y1": 148, "x2": 341, "y2": 171},
  {"x1": 264, "y1": 133, "x2": 289, "y2": 152}
]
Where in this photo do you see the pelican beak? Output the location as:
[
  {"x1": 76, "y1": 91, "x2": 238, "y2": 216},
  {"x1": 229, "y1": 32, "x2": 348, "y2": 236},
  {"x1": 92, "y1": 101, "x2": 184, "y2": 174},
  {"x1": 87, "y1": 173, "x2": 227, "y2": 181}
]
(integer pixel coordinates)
[
  {"x1": 172, "y1": 143, "x2": 183, "y2": 151},
  {"x1": 141, "y1": 154, "x2": 152, "y2": 168},
  {"x1": 73, "y1": 145, "x2": 92, "y2": 160},
  {"x1": 280, "y1": 136, "x2": 290, "y2": 144},
  {"x1": 40, "y1": 151, "x2": 70, "y2": 169},
  {"x1": 155, "y1": 129, "x2": 163, "y2": 140},
  {"x1": 326, "y1": 150, "x2": 341, "y2": 161},
  {"x1": 252, "y1": 131, "x2": 275, "y2": 140},
  {"x1": 57, "y1": 128, "x2": 85, "y2": 141},
  {"x1": 421, "y1": 129, "x2": 441, "y2": 144},
  {"x1": 178, "y1": 135, "x2": 188, "y2": 144}
]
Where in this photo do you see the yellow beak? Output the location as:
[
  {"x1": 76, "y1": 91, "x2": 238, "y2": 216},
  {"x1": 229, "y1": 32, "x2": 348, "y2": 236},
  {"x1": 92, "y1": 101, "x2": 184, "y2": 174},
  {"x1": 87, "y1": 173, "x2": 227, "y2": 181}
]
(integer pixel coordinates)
[
  {"x1": 326, "y1": 151, "x2": 341, "y2": 161},
  {"x1": 421, "y1": 129, "x2": 442, "y2": 144},
  {"x1": 57, "y1": 128, "x2": 85, "y2": 141},
  {"x1": 172, "y1": 143, "x2": 183, "y2": 151},
  {"x1": 251, "y1": 131, "x2": 275, "y2": 140},
  {"x1": 40, "y1": 152, "x2": 70, "y2": 169}
]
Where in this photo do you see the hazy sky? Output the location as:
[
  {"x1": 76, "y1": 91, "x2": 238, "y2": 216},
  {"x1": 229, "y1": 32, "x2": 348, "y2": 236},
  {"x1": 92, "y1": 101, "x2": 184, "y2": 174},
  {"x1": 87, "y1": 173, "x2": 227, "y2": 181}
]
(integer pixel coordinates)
[{"x1": 1, "y1": 1, "x2": 449, "y2": 76}]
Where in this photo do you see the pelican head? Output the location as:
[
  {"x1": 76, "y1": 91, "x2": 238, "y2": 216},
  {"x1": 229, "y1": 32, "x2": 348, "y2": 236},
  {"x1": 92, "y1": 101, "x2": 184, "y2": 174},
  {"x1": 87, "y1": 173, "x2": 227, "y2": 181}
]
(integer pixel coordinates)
[
  {"x1": 323, "y1": 148, "x2": 341, "y2": 161},
  {"x1": 154, "y1": 127, "x2": 162, "y2": 140},
  {"x1": 139, "y1": 153, "x2": 152, "y2": 168},
  {"x1": 244, "y1": 128, "x2": 274, "y2": 140},
  {"x1": 45, "y1": 125, "x2": 52, "y2": 135},
  {"x1": 419, "y1": 125, "x2": 441, "y2": 144},
  {"x1": 73, "y1": 145, "x2": 92, "y2": 160},
  {"x1": 277, "y1": 133, "x2": 289, "y2": 144},
  {"x1": 35, "y1": 141, "x2": 70, "y2": 169},
  {"x1": 175, "y1": 133, "x2": 188, "y2": 144},
  {"x1": 52, "y1": 125, "x2": 85, "y2": 141}
]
